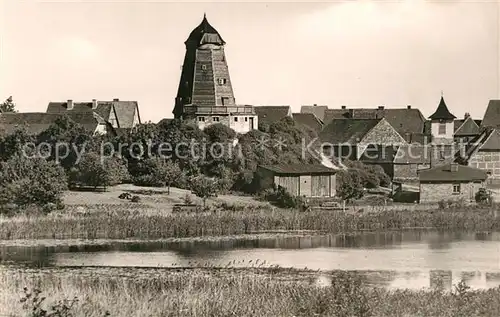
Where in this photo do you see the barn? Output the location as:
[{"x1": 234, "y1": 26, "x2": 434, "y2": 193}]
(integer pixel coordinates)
[{"x1": 256, "y1": 164, "x2": 337, "y2": 198}]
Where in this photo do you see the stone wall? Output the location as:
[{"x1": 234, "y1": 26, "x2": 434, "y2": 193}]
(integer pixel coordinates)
[
  {"x1": 468, "y1": 150, "x2": 500, "y2": 179},
  {"x1": 419, "y1": 182, "x2": 483, "y2": 203},
  {"x1": 358, "y1": 119, "x2": 407, "y2": 158}
]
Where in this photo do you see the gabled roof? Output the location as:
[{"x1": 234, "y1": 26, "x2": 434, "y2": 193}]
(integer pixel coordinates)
[
  {"x1": 319, "y1": 119, "x2": 380, "y2": 144},
  {"x1": 419, "y1": 163, "x2": 487, "y2": 182},
  {"x1": 47, "y1": 100, "x2": 140, "y2": 129},
  {"x1": 322, "y1": 107, "x2": 425, "y2": 136},
  {"x1": 429, "y1": 96, "x2": 456, "y2": 120},
  {"x1": 481, "y1": 100, "x2": 500, "y2": 129},
  {"x1": 185, "y1": 14, "x2": 225, "y2": 46},
  {"x1": 255, "y1": 106, "x2": 291, "y2": 126},
  {"x1": 454, "y1": 116, "x2": 480, "y2": 136},
  {"x1": 300, "y1": 105, "x2": 328, "y2": 121},
  {"x1": 259, "y1": 164, "x2": 336, "y2": 175},
  {"x1": 292, "y1": 113, "x2": 323, "y2": 133}
]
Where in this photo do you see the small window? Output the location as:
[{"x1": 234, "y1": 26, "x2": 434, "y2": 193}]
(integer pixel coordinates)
[
  {"x1": 453, "y1": 183, "x2": 461, "y2": 194},
  {"x1": 186, "y1": 97, "x2": 191, "y2": 103},
  {"x1": 234, "y1": 117, "x2": 238, "y2": 122},
  {"x1": 245, "y1": 117, "x2": 248, "y2": 122},
  {"x1": 201, "y1": 65, "x2": 207, "y2": 71},
  {"x1": 439, "y1": 123, "x2": 446, "y2": 135},
  {"x1": 198, "y1": 117, "x2": 205, "y2": 122},
  {"x1": 213, "y1": 117, "x2": 220, "y2": 122},
  {"x1": 218, "y1": 78, "x2": 227, "y2": 85}
]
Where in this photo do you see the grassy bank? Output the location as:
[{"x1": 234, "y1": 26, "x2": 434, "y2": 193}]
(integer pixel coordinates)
[
  {"x1": 1, "y1": 267, "x2": 500, "y2": 316},
  {"x1": 0, "y1": 205, "x2": 500, "y2": 240}
]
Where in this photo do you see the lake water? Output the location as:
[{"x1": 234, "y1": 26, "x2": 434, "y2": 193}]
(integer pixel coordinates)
[{"x1": 1, "y1": 230, "x2": 500, "y2": 290}]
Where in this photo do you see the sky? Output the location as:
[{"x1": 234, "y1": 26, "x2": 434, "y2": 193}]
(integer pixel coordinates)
[{"x1": 1, "y1": 0, "x2": 499, "y2": 123}]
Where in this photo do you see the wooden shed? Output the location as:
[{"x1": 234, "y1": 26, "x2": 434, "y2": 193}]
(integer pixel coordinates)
[{"x1": 256, "y1": 164, "x2": 337, "y2": 198}]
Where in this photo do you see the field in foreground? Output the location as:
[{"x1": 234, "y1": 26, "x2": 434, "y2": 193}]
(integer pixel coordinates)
[{"x1": 1, "y1": 267, "x2": 499, "y2": 317}]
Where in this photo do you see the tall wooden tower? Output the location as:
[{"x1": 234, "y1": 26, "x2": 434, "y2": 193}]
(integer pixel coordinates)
[{"x1": 173, "y1": 15, "x2": 257, "y2": 133}]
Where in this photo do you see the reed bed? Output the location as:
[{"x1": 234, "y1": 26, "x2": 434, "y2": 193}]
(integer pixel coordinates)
[
  {"x1": 1, "y1": 206, "x2": 500, "y2": 240},
  {"x1": 1, "y1": 267, "x2": 500, "y2": 316}
]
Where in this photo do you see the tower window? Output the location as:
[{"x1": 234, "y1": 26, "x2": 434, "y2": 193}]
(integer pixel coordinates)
[
  {"x1": 198, "y1": 117, "x2": 205, "y2": 122},
  {"x1": 213, "y1": 117, "x2": 220, "y2": 122},
  {"x1": 218, "y1": 78, "x2": 227, "y2": 85},
  {"x1": 245, "y1": 117, "x2": 248, "y2": 122},
  {"x1": 201, "y1": 65, "x2": 207, "y2": 71},
  {"x1": 438, "y1": 123, "x2": 446, "y2": 135},
  {"x1": 186, "y1": 97, "x2": 191, "y2": 103},
  {"x1": 221, "y1": 97, "x2": 229, "y2": 106},
  {"x1": 234, "y1": 117, "x2": 238, "y2": 122}
]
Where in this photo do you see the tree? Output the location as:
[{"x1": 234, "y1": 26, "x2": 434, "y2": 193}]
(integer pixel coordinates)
[
  {"x1": 337, "y1": 169, "x2": 364, "y2": 203},
  {"x1": 189, "y1": 175, "x2": 219, "y2": 208},
  {"x1": 0, "y1": 128, "x2": 34, "y2": 161},
  {"x1": 0, "y1": 154, "x2": 67, "y2": 208},
  {"x1": 0, "y1": 96, "x2": 16, "y2": 113},
  {"x1": 69, "y1": 152, "x2": 128, "y2": 190},
  {"x1": 475, "y1": 188, "x2": 493, "y2": 205},
  {"x1": 132, "y1": 157, "x2": 183, "y2": 193}
]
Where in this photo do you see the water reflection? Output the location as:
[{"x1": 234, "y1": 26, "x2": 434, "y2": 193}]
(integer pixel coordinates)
[{"x1": 1, "y1": 230, "x2": 500, "y2": 290}]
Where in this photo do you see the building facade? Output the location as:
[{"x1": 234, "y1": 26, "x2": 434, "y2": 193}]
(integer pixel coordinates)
[
  {"x1": 173, "y1": 15, "x2": 257, "y2": 133},
  {"x1": 428, "y1": 96, "x2": 456, "y2": 145}
]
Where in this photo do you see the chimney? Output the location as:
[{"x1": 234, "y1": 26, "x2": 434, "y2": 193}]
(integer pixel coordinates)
[
  {"x1": 464, "y1": 112, "x2": 470, "y2": 119},
  {"x1": 313, "y1": 103, "x2": 317, "y2": 107},
  {"x1": 92, "y1": 99, "x2": 98, "y2": 109},
  {"x1": 378, "y1": 105, "x2": 385, "y2": 110},
  {"x1": 67, "y1": 99, "x2": 73, "y2": 110},
  {"x1": 341, "y1": 105, "x2": 346, "y2": 110},
  {"x1": 450, "y1": 163, "x2": 458, "y2": 172},
  {"x1": 407, "y1": 105, "x2": 412, "y2": 109},
  {"x1": 113, "y1": 98, "x2": 119, "y2": 102}
]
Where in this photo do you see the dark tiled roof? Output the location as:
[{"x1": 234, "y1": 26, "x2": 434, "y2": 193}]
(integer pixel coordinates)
[
  {"x1": 322, "y1": 107, "x2": 425, "y2": 136},
  {"x1": 112, "y1": 101, "x2": 139, "y2": 129},
  {"x1": 259, "y1": 164, "x2": 337, "y2": 175},
  {"x1": 255, "y1": 106, "x2": 291, "y2": 126},
  {"x1": 454, "y1": 117, "x2": 480, "y2": 136},
  {"x1": 319, "y1": 119, "x2": 380, "y2": 144},
  {"x1": 359, "y1": 145, "x2": 397, "y2": 163},
  {"x1": 481, "y1": 100, "x2": 500, "y2": 129},
  {"x1": 0, "y1": 112, "x2": 105, "y2": 135},
  {"x1": 185, "y1": 15, "x2": 225, "y2": 46},
  {"x1": 479, "y1": 129, "x2": 500, "y2": 151},
  {"x1": 419, "y1": 163, "x2": 487, "y2": 182},
  {"x1": 300, "y1": 105, "x2": 328, "y2": 121},
  {"x1": 429, "y1": 97, "x2": 456, "y2": 120},
  {"x1": 292, "y1": 113, "x2": 323, "y2": 133}
]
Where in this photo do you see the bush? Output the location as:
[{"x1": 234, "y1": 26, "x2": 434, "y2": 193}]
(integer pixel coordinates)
[
  {"x1": 264, "y1": 185, "x2": 305, "y2": 209},
  {"x1": 0, "y1": 155, "x2": 67, "y2": 208},
  {"x1": 475, "y1": 188, "x2": 493, "y2": 205}
]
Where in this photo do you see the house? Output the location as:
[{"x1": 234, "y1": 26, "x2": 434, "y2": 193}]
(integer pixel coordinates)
[
  {"x1": 300, "y1": 104, "x2": 328, "y2": 121},
  {"x1": 254, "y1": 106, "x2": 291, "y2": 128},
  {"x1": 0, "y1": 112, "x2": 114, "y2": 136},
  {"x1": 463, "y1": 128, "x2": 500, "y2": 183},
  {"x1": 319, "y1": 118, "x2": 407, "y2": 161},
  {"x1": 319, "y1": 105, "x2": 426, "y2": 142},
  {"x1": 255, "y1": 164, "x2": 336, "y2": 198},
  {"x1": 419, "y1": 163, "x2": 487, "y2": 203},
  {"x1": 46, "y1": 98, "x2": 141, "y2": 129},
  {"x1": 292, "y1": 113, "x2": 324, "y2": 134}
]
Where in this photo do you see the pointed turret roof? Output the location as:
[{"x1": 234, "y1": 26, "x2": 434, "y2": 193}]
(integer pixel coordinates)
[
  {"x1": 185, "y1": 14, "x2": 225, "y2": 46},
  {"x1": 429, "y1": 96, "x2": 456, "y2": 120}
]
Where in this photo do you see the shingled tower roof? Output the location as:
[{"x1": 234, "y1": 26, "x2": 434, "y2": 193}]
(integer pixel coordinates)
[
  {"x1": 185, "y1": 14, "x2": 225, "y2": 46},
  {"x1": 429, "y1": 96, "x2": 456, "y2": 120}
]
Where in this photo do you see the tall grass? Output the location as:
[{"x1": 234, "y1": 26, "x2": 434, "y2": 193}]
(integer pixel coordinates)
[
  {"x1": 1, "y1": 205, "x2": 500, "y2": 240},
  {"x1": 1, "y1": 268, "x2": 500, "y2": 316}
]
